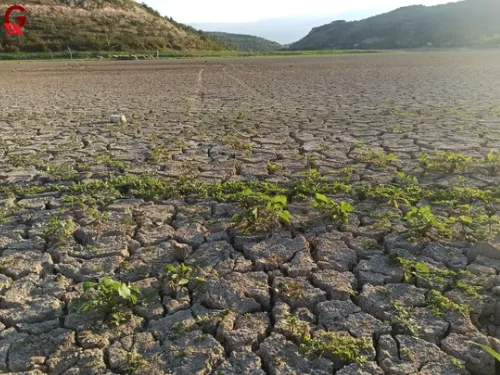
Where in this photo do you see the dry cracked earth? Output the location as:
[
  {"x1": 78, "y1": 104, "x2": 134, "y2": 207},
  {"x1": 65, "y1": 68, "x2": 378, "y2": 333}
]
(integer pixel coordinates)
[{"x1": 1, "y1": 51, "x2": 500, "y2": 375}]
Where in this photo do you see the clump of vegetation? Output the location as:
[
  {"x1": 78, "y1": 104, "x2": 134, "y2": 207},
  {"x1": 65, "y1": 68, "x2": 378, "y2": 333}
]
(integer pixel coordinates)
[
  {"x1": 267, "y1": 161, "x2": 282, "y2": 174},
  {"x1": 165, "y1": 263, "x2": 204, "y2": 292},
  {"x1": 94, "y1": 153, "x2": 126, "y2": 175},
  {"x1": 355, "y1": 149, "x2": 397, "y2": 168},
  {"x1": 390, "y1": 300, "x2": 421, "y2": 337},
  {"x1": 300, "y1": 331, "x2": 371, "y2": 364},
  {"x1": 232, "y1": 189, "x2": 291, "y2": 232},
  {"x1": 282, "y1": 314, "x2": 311, "y2": 342},
  {"x1": 75, "y1": 277, "x2": 141, "y2": 326},
  {"x1": 426, "y1": 290, "x2": 470, "y2": 317},
  {"x1": 447, "y1": 204, "x2": 500, "y2": 242},
  {"x1": 404, "y1": 205, "x2": 451, "y2": 240},
  {"x1": 221, "y1": 136, "x2": 253, "y2": 151},
  {"x1": 45, "y1": 215, "x2": 78, "y2": 244},
  {"x1": 392, "y1": 255, "x2": 482, "y2": 297},
  {"x1": 312, "y1": 193, "x2": 354, "y2": 224},
  {"x1": 362, "y1": 184, "x2": 423, "y2": 208},
  {"x1": 123, "y1": 350, "x2": 148, "y2": 374},
  {"x1": 482, "y1": 150, "x2": 500, "y2": 175},
  {"x1": 43, "y1": 164, "x2": 78, "y2": 181},
  {"x1": 418, "y1": 151, "x2": 473, "y2": 173}
]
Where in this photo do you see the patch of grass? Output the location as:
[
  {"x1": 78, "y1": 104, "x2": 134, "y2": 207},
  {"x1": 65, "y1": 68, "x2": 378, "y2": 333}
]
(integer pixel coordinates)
[{"x1": 300, "y1": 331, "x2": 371, "y2": 364}]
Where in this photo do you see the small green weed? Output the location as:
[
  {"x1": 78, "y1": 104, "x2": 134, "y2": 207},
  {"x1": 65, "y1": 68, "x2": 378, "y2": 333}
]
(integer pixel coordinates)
[
  {"x1": 300, "y1": 331, "x2": 371, "y2": 364},
  {"x1": 232, "y1": 190, "x2": 291, "y2": 233},
  {"x1": 355, "y1": 149, "x2": 397, "y2": 168},
  {"x1": 312, "y1": 193, "x2": 354, "y2": 225},
  {"x1": 45, "y1": 215, "x2": 77, "y2": 244},
  {"x1": 426, "y1": 290, "x2": 470, "y2": 317},
  {"x1": 76, "y1": 277, "x2": 141, "y2": 326},
  {"x1": 418, "y1": 151, "x2": 472, "y2": 173},
  {"x1": 267, "y1": 161, "x2": 282, "y2": 174},
  {"x1": 404, "y1": 206, "x2": 451, "y2": 240},
  {"x1": 123, "y1": 351, "x2": 148, "y2": 374},
  {"x1": 483, "y1": 150, "x2": 500, "y2": 175},
  {"x1": 165, "y1": 263, "x2": 204, "y2": 292}
]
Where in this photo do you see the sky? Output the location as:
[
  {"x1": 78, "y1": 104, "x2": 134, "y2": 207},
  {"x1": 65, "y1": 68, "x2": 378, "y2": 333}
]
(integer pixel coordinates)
[{"x1": 142, "y1": 0, "x2": 459, "y2": 23}]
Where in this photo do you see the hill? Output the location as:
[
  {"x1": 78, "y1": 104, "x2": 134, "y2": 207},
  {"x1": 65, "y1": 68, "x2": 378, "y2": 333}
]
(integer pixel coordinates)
[
  {"x1": 205, "y1": 32, "x2": 281, "y2": 51},
  {"x1": 0, "y1": 0, "x2": 228, "y2": 52},
  {"x1": 288, "y1": 0, "x2": 500, "y2": 50}
]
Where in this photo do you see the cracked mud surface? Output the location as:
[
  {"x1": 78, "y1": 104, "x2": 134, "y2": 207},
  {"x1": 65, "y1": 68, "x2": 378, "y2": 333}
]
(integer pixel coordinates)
[{"x1": 1, "y1": 51, "x2": 500, "y2": 374}]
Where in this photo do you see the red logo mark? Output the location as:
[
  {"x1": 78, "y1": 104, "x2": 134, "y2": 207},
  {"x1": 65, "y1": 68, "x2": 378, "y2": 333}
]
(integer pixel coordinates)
[{"x1": 4, "y1": 5, "x2": 26, "y2": 35}]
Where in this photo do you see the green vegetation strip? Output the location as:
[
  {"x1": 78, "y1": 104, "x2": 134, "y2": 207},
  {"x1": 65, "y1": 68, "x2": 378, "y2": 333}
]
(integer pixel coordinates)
[{"x1": 0, "y1": 49, "x2": 385, "y2": 61}]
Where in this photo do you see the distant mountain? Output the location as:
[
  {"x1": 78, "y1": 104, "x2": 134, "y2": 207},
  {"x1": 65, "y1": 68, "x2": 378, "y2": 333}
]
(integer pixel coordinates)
[
  {"x1": 289, "y1": 0, "x2": 500, "y2": 50},
  {"x1": 190, "y1": 11, "x2": 381, "y2": 45},
  {"x1": 0, "y1": 0, "x2": 228, "y2": 52},
  {"x1": 205, "y1": 32, "x2": 281, "y2": 51}
]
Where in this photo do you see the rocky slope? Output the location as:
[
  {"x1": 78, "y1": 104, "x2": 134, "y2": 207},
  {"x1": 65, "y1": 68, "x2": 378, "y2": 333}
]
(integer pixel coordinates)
[
  {"x1": 205, "y1": 32, "x2": 282, "y2": 52},
  {"x1": 289, "y1": 0, "x2": 500, "y2": 50},
  {"x1": 0, "y1": 0, "x2": 228, "y2": 52}
]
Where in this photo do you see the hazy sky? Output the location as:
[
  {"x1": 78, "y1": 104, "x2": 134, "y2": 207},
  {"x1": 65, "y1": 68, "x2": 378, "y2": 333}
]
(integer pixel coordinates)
[{"x1": 143, "y1": 0, "x2": 459, "y2": 23}]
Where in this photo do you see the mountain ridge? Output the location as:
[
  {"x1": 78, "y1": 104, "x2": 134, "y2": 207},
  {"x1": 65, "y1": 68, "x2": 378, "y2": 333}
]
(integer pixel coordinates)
[
  {"x1": 0, "y1": 0, "x2": 228, "y2": 52},
  {"x1": 205, "y1": 32, "x2": 281, "y2": 51},
  {"x1": 289, "y1": 0, "x2": 500, "y2": 50}
]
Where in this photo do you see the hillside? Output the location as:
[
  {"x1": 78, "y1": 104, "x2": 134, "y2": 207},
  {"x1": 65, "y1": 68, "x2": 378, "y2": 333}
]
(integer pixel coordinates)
[
  {"x1": 289, "y1": 0, "x2": 500, "y2": 50},
  {"x1": 0, "y1": 0, "x2": 228, "y2": 52},
  {"x1": 205, "y1": 31, "x2": 281, "y2": 51}
]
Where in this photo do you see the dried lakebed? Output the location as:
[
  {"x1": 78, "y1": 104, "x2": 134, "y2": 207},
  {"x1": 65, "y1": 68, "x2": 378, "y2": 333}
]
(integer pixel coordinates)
[{"x1": 1, "y1": 51, "x2": 500, "y2": 374}]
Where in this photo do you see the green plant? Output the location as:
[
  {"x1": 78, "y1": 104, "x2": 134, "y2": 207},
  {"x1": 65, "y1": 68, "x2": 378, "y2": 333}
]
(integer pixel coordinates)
[
  {"x1": 312, "y1": 193, "x2": 354, "y2": 224},
  {"x1": 355, "y1": 149, "x2": 397, "y2": 168},
  {"x1": 392, "y1": 254, "x2": 482, "y2": 297},
  {"x1": 232, "y1": 190, "x2": 290, "y2": 233},
  {"x1": 467, "y1": 342, "x2": 500, "y2": 362},
  {"x1": 395, "y1": 171, "x2": 418, "y2": 185},
  {"x1": 267, "y1": 161, "x2": 281, "y2": 174},
  {"x1": 447, "y1": 204, "x2": 500, "y2": 242},
  {"x1": 404, "y1": 206, "x2": 451, "y2": 239},
  {"x1": 45, "y1": 215, "x2": 77, "y2": 244},
  {"x1": 483, "y1": 150, "x2": 500, "y2": 175},
  {"x1": 390, "y1": 300, "x2": 421, "y2": 337},
  {"x1": 165, "y1": 263, "x2": 204, "y2": 291},
  {"x1": 76, "y1": 277, "x2": 141, "y2": 326},
  {"x1": 43, "y1": 164, "x2": 78, "y2": 181},
  {"x1": 300, "y1": 331, "x2": 371, "y2": 364},
  {"x1": 426, "y1": 290, "x2": 470, "y2": 317},
  {"x1": 282, "y1": 314, "x2": 311, "y2": 341},
  {"x1": 146, "y1": 145, "x2": 166, "y2": 163},
  {"x1": 123, "y1": 350, "x2": 148, "y2": 374},
  {"x1": 418, "y1": 151, "x2": 473, "y2": 173},
  {"x1": 221, "y1": 136, "x2": 253, "y2": 151},
  {"x1": 362, "y1": 184, "x2": 423, "y2": 208}
]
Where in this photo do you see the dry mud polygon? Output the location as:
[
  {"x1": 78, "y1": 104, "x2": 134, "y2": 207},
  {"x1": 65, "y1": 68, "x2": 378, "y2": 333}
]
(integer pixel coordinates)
[{"x1": 1, "y1": 51, "x2": 500, "y2": 374}]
